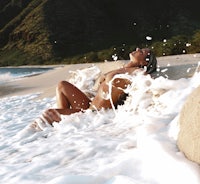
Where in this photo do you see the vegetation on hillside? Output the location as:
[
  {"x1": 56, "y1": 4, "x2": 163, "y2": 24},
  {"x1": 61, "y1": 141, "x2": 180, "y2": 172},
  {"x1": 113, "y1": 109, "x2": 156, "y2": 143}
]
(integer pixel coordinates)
[{"x1": 0, "y1": 0, "x2": 200, "y2": 66}]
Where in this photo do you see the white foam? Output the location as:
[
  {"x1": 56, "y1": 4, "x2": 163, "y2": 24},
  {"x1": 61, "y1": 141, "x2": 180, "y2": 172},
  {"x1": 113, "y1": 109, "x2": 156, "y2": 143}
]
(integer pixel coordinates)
[
  {"x1": 1, "y1": 65, "x2": 200, "y2": 184},
  {"x1": 0, "y1": 72, "x2": 14, "y2": 83}
]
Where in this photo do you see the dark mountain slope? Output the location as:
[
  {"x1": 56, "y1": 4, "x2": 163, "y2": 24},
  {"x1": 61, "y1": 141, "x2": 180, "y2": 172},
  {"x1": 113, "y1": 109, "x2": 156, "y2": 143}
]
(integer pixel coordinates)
[{"x1": 0, "y1": 0, "x2": 200, "y2": 65}]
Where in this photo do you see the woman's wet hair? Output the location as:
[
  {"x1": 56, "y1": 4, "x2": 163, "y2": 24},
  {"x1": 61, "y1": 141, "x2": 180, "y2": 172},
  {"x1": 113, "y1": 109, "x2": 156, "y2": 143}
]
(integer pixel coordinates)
[{"x1": 145, "y1": 50, "x2": 157, "y2": 74}]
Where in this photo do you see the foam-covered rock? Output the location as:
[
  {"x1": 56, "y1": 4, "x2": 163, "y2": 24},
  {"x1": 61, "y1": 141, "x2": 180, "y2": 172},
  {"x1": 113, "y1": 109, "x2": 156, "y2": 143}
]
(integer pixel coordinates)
[{"x1": 177, "y1": 85, "x2": 200, "y2": 164}]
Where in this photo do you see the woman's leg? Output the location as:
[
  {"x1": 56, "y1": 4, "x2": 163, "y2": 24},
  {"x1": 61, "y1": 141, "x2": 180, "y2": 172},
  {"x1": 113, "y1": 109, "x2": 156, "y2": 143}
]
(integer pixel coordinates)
[
  {"x1": 29, "y1": 81, "x2": 91, "y2": 130},
  {"x1": 56, "y1": 81, "x2": 91, "y2": 110}
]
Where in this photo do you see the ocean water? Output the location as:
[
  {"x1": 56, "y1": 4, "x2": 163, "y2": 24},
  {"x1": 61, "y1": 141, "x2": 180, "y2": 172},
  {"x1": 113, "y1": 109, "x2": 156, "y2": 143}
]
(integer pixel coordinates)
[
  {"x1": 0, "y1": 65, "x2": 200, "y2": 183},
  {"x1": 0, "y1": 67, "x2": 53, "y2": 83}
]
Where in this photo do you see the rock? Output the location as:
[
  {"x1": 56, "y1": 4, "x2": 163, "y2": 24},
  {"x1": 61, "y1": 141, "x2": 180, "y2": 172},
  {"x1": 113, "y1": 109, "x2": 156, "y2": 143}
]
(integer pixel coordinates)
[{"x1": 177, "y1": 85, "x2": 200, "y2": 164}]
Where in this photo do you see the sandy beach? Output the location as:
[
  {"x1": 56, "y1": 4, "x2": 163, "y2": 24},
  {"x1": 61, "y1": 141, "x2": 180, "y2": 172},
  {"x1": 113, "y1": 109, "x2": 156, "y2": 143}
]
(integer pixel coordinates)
[
  {"x1": 1, "y1": 53, "x2": 200, "y2": 183},
  {"x1": 1, "y1": 53, "x2": 200, "y2": 99}
]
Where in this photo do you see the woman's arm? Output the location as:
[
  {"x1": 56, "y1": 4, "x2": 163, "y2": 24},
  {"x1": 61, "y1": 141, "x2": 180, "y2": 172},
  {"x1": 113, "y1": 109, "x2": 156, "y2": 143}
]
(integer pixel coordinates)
[
  {"x1": 104, "y1": 67, "x2": 139, "y2": 83},
  {"x1": 42, "y1": 108, "x2": 83, "y2": 125}
]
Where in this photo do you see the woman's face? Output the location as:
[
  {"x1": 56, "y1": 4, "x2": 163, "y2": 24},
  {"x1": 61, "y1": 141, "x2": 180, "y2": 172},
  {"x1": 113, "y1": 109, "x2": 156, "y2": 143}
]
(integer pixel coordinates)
[{"x1": 129, "y1": 48, "x2": 150, "y2": 66}]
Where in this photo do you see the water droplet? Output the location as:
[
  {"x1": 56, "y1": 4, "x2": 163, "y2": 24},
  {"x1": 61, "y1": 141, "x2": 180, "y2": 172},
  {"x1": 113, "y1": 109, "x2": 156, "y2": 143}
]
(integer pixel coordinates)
[{"x1": 146, "y1": 36, "x2": 152, "y2": 41}]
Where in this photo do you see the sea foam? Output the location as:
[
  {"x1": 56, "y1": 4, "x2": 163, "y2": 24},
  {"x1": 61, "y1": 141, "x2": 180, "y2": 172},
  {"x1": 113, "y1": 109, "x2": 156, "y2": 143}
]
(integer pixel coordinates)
[{"x1": 1, "y1": 65, "x2": 200, "y2": 184}]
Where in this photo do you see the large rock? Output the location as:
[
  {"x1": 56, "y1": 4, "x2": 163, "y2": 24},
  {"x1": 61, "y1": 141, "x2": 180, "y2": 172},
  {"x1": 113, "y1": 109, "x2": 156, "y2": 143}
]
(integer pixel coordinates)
[{"x1": 177, "y1": 85, "x2": 200, "y2": 164}]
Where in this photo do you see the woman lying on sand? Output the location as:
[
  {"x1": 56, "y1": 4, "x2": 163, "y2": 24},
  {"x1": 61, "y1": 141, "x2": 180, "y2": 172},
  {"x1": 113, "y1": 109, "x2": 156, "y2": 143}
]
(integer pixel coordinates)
[{"x1": 31, "y1": 48, "x2": 157, "y2": 130}]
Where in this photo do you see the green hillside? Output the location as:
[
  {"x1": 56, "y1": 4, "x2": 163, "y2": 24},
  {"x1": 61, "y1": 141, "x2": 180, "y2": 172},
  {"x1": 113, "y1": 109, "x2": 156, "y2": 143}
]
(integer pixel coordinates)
[{"x1": 1, "y1": 0, "x2": 200, "y2": 66}]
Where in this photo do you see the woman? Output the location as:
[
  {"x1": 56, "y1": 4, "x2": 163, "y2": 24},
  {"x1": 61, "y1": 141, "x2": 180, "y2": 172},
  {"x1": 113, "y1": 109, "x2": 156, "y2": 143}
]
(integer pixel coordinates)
[{"x1": 32, "y1": 48, "x2": 157, "y2": 130}]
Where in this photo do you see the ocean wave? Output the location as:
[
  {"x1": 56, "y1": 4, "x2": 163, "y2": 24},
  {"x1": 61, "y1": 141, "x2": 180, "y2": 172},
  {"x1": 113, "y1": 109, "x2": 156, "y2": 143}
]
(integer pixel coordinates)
[
  {"x1": 1, "y1": 66, "x2": 200, "y2": 184},
  {"x1": 0, "y1": 67, "x2": 53, "y2": 83},
  {"x1": 0, "y1": 72, "x2": 14, "y2": 83}
]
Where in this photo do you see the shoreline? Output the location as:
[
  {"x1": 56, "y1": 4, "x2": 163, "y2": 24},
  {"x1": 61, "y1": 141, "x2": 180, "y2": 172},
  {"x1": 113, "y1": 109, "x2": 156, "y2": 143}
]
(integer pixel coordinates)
[
  {"x1": 1, "y1": 53, "x2": 200, "y2": 99},
  {"x1": 0, "y1": 61, "x2": 124, "y2": 99}
]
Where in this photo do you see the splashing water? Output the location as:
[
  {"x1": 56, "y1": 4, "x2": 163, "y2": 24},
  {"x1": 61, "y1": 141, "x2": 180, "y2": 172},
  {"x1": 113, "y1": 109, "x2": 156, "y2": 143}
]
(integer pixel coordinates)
[{"x1": 1, "y1": 64, "x2": 200, "y2": 184}]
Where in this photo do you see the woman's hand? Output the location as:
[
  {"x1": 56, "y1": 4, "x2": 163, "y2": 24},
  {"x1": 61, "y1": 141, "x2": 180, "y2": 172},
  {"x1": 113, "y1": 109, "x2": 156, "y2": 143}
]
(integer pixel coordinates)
[{"x1": 42, "y1": 109, "x2": 61, "y2": 125}]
